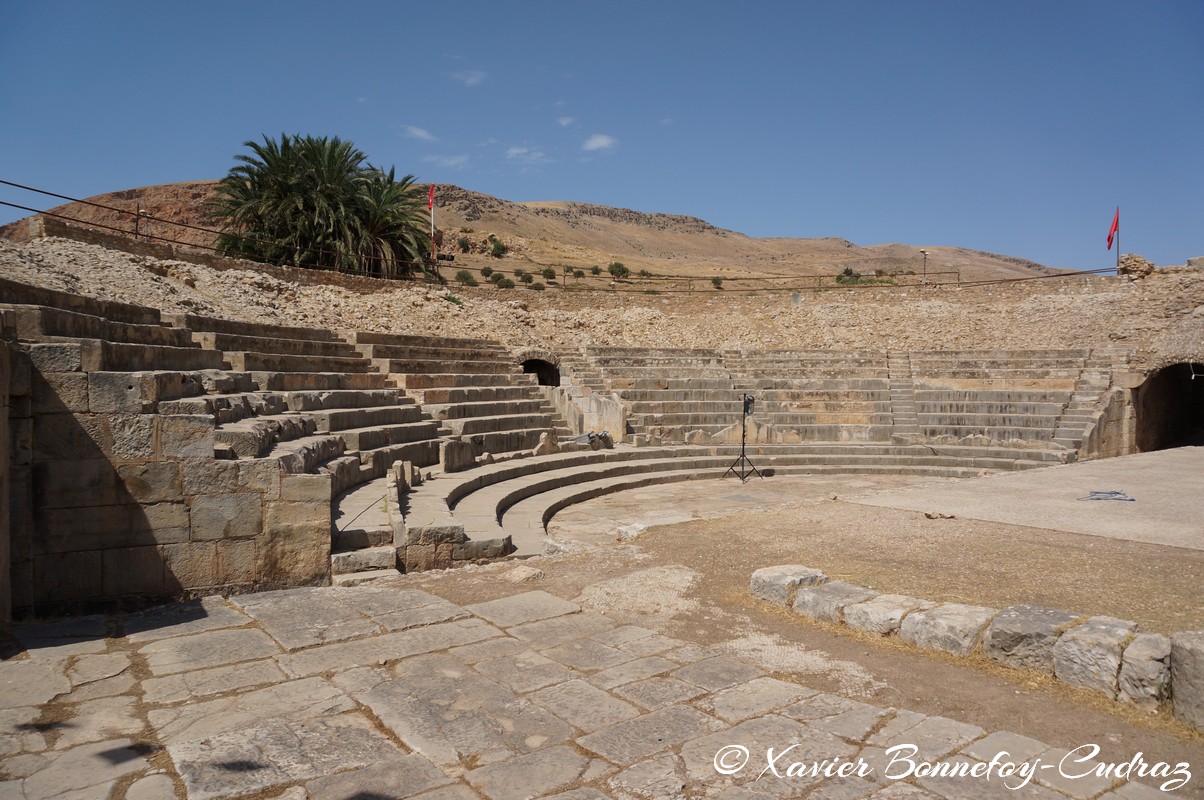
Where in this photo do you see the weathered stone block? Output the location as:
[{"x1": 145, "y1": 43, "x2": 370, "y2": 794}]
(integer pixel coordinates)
[
  {"x1": 403, "y1": 544, "x2": 436, "y2": 572},
  {"x1": 238, "y1": 460, "x2": 282, "y2": 498},
  {"x1": 103, "y1": 546, "x2": 166, "y2": 596},
  {"x1": 843, "y1": 594, "x2": 934, "y2": 636},
  {"x1": 1118, "y1": 632, "x2": 1171, "y2": 707},
  {"x1": 159, "y1": 415, "x2": 214, "y2": 458},
  {"x1": 899, "y1": 603, "x2": 996, "y2": 655},
  {"x1": 749, "y1": 565, "x2": 827, "y2": 607},
  {"x1": 440, "y1": 437, "x2": 475, "y2": 473},
  {"x1": 88, "y1": 373, "x2": 151, "y2": 413},
  {"x1": 190, "y1": 493, "x2": 262, "y2": 541},
  {"x1": 260, "y1": 501, "x2": 329, "y2": 586},
  {"x1": 406, "y1": 520, "x2": 466, "y2": 546},
  {"x1": 984, "y1": 605, "x2": 1081, "y2": 672},
  {"x1": 452, "y1": 537, "x2": 512, "y2": 561},
  {"x1": 34, "y1": 459, "x2": 120, "y2": 508},
  {"x1": 217, "y1": 538, "x2": 258, "y2": 586},
  {"x1": 37, "y1": 504, "x2": 133, "y2": 553},
  {"x1": 1170, "y1": 631, "x2": 1204, "y2": 729},
  {"x1": 32, "y1": 412, "x2": 110, "y2": 461},
  {"x1": 33, "y1": 550, "x2": 102, "y2": 603},
  {"x1": 792, "y1": 580, "x2": 877, "y2": 623},
  {"x1": 108, "y1": 414, "x2": 158, "y2": 461},
  {"x1": 1053, "y1": 616, "x2": 1138, "y2": 699},
  {"x1": 161, "y1": 541, "x2": 218, "y2": 590},
  {"x1": 281, "y1": 473, "x2": 331, "y2": 503},
  {"x1": 26, "y1": 343, "x2": 82, "y2": 373},
  {"x1": 117, "y1": 461, "x2": 181, "y2": 504},
  {"x1": 134, "y1": 502, "x2": 191, "y2": 545},
  {"x1": 31, "y1": 370, "x2": 89, "y2": 413},
  {"x1": 181, "y1": 459, "x2": 239, "y2": 496}
]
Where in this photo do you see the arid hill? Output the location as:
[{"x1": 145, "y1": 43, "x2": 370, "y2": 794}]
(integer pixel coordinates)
[{"x1": 2, "y1": 181, "x2": 1065, "y2": 283}]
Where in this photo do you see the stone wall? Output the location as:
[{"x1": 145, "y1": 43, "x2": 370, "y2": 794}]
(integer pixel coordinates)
[{"x1": 8, "y1": 345, "x2": 331, "y2": 618}]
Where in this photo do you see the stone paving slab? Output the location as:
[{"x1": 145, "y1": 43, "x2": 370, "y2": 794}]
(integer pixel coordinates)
[{"x1": 0, "y1": 584, "x2": 1192, "y2": 800}]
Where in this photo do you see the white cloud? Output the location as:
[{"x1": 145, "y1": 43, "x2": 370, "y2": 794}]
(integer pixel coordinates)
[
  {"x1": 422, "y1": 154, "x2": 469, "y2": 169},
  {"x1": 452, "y1": 69, "x2": 488, "y2": 87},
  {"x1": 403, "y1": 125, "x2": 437, "y2": 142},
  {"x1": 582, "y1": 134, "x2": 617, "y2": 152},
  {"x1": 505, "y1": 146, "x2": 550, "y2": 165},
  {"x1": 556, "y1": 116, "x2": 574, "y2": 127}
]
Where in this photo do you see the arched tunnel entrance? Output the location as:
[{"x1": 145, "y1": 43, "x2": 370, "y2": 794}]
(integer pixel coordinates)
[
  {"x1": 521, "y1": 358, "x2": 561, "y2": 386},
  {"x1": 1134, "y1": 362, "x2": 1204, "y2": 451}
]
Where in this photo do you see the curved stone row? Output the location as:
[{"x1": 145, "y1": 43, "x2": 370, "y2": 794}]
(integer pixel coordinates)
[{"x1": 750, "y1": 565, "x2": 1204, "y2": 731}]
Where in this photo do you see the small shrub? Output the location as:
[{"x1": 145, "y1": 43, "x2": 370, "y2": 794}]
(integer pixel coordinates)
[
  {"x1": 454, "y1": 269, "x2": 478, "y2": 287},
  {"x1": 711, "y1": 276, "x2": 723, "y2": 289},
  {"x1": 638, "y1": 269, "x2": 652, "y2": 279},
  {"x1": 480, "y1": 265, "x2": 494, "y2": 278},
  {"x1": 541, "y1": 267, "x2": 556, "y2": 281},
  {"x1": 496, "y1": 277, "x2": 515, "y2": 289},
  {"x1": 607, "y1": 262, "x2": 630, "y2": 279},
  {"x1": 573, "y1": 269, "x2": 585, "y2": 279},
  {"x1": 520, "y1": 273, "x2": 534, "y2": 284},
  {"x1": 513, "y1": 268, "x2": 525, "y2": 277},
  {"x1": 490, "y1": 240, "x2": 508, "y2": 258},
  {"x1": 457, "y1": 236, "x2": 471, "y2": 253},
  {"x1": 590, "y1": 265, "x2": 602, "y2": 275},
  {"x1": 529, "y1": 282, "x2": 546, "y2": 291},
  {"x1": 489, "y1": 271, "x2": 504, "y2": 283},
  {"x1": 442, "y1": 293, "x2": 463, "y2": 306}
]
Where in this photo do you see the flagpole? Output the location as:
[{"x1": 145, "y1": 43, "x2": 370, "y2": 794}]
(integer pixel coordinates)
[{"x1": 1112, "y1": 204, "x2": 1122, "y2": 269}]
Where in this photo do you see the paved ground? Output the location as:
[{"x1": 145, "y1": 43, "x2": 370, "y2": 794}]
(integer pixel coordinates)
[
  {"x1": 0, "y1": 583, "x2": 1192, "y2": 800},
  {"x1": 1, "y1": 452, "x2": 1201, "y2": 799}
]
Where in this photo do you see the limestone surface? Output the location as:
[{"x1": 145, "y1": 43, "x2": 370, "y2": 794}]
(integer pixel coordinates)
[
  {"x1": 983, "y1": 605, "x2": 1082, "y2": 672},
  {"x1": 899, "y1": 603, "x2": 997, "y2": 656},
  {"x1": 1052, "y1": 616, "x2": 1139, "y2": 699}
]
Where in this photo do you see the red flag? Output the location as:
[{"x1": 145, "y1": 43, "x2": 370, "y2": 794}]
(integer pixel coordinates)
[
  {"x1": 428, "y1": 184, "x2": 435, "y2": 210},
  {"x1": 1107, "y1": 207, "x2": 1119, "y2": 250}
]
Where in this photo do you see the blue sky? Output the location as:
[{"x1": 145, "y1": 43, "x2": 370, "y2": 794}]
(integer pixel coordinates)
[{"x1": 1, "y1": 1, "x2": 1201, "y2": 270}]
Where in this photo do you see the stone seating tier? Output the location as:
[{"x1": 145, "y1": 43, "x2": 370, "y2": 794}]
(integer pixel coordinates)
[
  {"x1": 248, "y1": 371, "x2": 391, "y2": 391},
  {"x1": 26, "y1": 339, "x2": 226, "y2": 373},
  {"x1": 442, "y1": 413, "x2": 555, "y2": 437},
  {"x1": 162, "y1": 312, "x2": 343, "y2": 342},
  {"x1": 371, "y1": 358, "x2": 520, "y2": 376},
  {"x1": 0, "y1": 275, "x2": 161, "y2": 325},
  {"x1": 192, "y1": 331, "x2": 364, "y2": 359},
  {"x1": 346, "y1": 329, "x2": 497, "y2": 349},
  {"x1": 423, "y1": 398, "x2": 546, "y2": 420},
  {"x1": 633, "y1": 412, "x2": 895, "y2": 428},
  {"x1": 353, "y1": 343, "x2": 506, "y2": 362},
  {"x1": 3, "y1": 304, "x2": 196, "y2": 348},
  {"x1": 396, "y1": 372, "x2": 540, "y2": 390},
  {"x1": 225, "y1": 351, "x2": 377, "y2": 374},
  {"x1": 404, "y1": 385, "x2": 538, "y2": 405}
]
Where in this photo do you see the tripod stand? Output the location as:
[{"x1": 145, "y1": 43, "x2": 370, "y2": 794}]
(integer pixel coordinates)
[{"x1": 723, "y1": 393, "x2": 762, "y2": 482}]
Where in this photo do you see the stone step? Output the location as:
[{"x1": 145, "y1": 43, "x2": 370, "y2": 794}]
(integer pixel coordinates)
[
  {"x1": 309, "y1": 404, "x2": 423, "y2": 432},
  {"x1": 339, "y1": 420, "x2": 442, "y2": 451},
  {"x1": 395, "y1": 372, "x2": 538, "y2": 390},
  {"x1": 633, "y1": 412, "x2": 895, "y2": 427},
  {"x1": 373, "y1": 358, "x2": 519, "y2": 375},
  {"x1": 347, "y1": 329, "x2": 498, "y2": 349},
  {"x1": 407, "y1": 385, "x2": 540, "y2": 404},
  {"x1": 161, "y1": 391, "x2": 289, "y2": 424},
  {"x1": 282, "y1": 388, "x2": 409, "y2": 411},
  {"x1": 424, "y1": 399, "x2": 546, "y2": 420},
  {"x1": 920, "y1": 426, "x2": 1058, "y2": 442},
  {"x1": 214, "y1": 414, "x2": 317, "y2": 458},
  {"x1": 227, "y1": 351, "x2": 375, "y2": 373},
  {"x1": 355, "y1": 342, "x2": 506, "y2": 362},
  {"x1": 445, "y1": 413, "x2": 555, "y2": 436},
  {"x1": 0, "y1": 276, "x2": 161, "y2": 324},
  {"x1": 331, "y1": 568, "x2": 403, "y2": 586},
  {"x1": 5, "y1": 304, "x2": 196, "y2": 347},
  {"x1": 163, "y1": 312, "x2": 342, "y2": 342},
  {"x1": 331, "y1": 545, "x2": 397, "y2": 575},
  {"x1": 27, "y1": 339, "x2": 227, "y2": 372},
  {"x1": 916, "y1": 413, "x2": 1061, "y2": 428},
  {"x1": 915, "y1": 401, "x2": 1066, "y2": 415},
  {"x1": 194, "y1": 331, "x2": 361, "y2": 359},
  {"x1": 251, "y1": 371, "x2": 392, "y2": 391}
]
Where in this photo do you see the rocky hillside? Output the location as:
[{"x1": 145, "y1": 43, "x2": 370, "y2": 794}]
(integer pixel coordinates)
[{"x1": 2, "y1": 181, "x2": 1064, "y2": 283}]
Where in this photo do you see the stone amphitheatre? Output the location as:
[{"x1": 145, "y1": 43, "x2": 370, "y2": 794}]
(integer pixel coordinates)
[{"x1": 0, "y1": 183, "x2": 1201, "y2": 799}]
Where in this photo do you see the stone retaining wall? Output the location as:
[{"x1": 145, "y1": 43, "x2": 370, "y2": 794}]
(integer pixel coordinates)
[{"x1": 750, "y1": 564, "x2": 1204, "y2": 731}]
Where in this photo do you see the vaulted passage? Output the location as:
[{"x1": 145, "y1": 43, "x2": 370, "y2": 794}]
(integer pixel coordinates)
[
  {"x1": 1135, "y1": 363, "x2": 1204, "y2": 451},
  {"x1": 521, "y1": 358, "x2": 560, "y2": 386}
]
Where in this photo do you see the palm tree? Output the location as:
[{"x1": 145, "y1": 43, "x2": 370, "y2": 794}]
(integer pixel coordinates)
[{"x1": 208, "y1": 134, "x2": 427, "y2": 276}]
